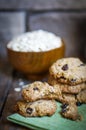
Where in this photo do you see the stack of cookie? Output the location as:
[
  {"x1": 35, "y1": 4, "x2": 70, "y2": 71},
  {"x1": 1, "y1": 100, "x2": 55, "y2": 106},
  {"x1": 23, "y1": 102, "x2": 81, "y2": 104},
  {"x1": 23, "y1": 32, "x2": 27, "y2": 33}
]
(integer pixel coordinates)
[
  {"x1": 48, "y1": 57, "x2": 86, "y2": 120},
  {"x1": 15, "y1": 81, "x2": 57, "y2": 117},
  {"x1": 14, "y1": 57, "x2": 86, "y2": 121}
]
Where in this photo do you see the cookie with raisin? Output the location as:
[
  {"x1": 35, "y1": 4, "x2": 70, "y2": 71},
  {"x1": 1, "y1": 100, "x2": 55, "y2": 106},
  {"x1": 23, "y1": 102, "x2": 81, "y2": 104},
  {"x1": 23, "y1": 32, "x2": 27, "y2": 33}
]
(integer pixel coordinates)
[
  {"x1": 49, "y1": 57, "x2": 86, "y2": 85},
  {"x1": 48, "y1": 76, "x2": 86, "y2": 94},
  {"x1": 14, "y1": 100, "x2": 57, "y2": 117}
]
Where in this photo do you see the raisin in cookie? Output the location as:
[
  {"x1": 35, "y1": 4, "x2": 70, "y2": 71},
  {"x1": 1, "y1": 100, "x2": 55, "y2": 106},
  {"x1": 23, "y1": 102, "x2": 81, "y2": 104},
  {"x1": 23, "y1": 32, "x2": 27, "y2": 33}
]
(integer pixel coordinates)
[
  {"x1": 48, "y1": 76, "x2": 86, "y2": 94},
  {"x1": 22, "y1": 81, "x2": 62, "y2": 102},
  {"x1": 14, "y1": 100, "x2": 57, "y2": 117},
  {"x1": 49, "y1": 58, "x2": 86, "y2": 85},
  {"x1": 61, "y1": 103, "x2": 81, "y2": 120},
  {"x1": 76, "y1": 89, "x2": 86, "y2": 103}
]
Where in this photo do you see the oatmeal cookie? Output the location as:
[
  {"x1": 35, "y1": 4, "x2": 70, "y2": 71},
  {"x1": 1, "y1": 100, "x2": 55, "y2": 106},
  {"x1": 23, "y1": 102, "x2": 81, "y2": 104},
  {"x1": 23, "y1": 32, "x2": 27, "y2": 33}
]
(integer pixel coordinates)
[
  {"x1": 61, "y1": 103, "x2": 81, "y2": 120},
  {"x1": 14, "y1": 100, "x2": 57, "y2": 117},
  {"x1": 49, "y1": 58, "x2": 86, "y2": 85},
  {"x1": 22, "y1": 81, "x2": 61, "y2": 102},
  {"x1": 48, "y1": 76, "x2": 86, "y2": 94}
]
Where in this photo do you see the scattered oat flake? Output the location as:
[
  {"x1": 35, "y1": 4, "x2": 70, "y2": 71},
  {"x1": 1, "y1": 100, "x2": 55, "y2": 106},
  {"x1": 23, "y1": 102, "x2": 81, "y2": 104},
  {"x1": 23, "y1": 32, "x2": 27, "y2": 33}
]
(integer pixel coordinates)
[{"x1": 14, "y1": 88, "x2": 21, "y2": 92}]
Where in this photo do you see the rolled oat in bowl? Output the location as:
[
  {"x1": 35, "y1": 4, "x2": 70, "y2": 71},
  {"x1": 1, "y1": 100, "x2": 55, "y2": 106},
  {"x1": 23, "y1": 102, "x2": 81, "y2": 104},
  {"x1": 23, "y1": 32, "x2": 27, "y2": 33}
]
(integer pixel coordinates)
[{"x1": 7, "y1": 30, "x2": 62, "y2": 52}]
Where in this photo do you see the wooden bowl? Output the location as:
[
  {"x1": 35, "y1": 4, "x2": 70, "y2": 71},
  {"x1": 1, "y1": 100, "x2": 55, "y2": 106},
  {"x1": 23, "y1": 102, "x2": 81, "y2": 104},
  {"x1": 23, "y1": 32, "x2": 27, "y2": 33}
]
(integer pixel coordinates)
[{"x1": 7, "y1": 40, "x2": 65, "y2": 77}]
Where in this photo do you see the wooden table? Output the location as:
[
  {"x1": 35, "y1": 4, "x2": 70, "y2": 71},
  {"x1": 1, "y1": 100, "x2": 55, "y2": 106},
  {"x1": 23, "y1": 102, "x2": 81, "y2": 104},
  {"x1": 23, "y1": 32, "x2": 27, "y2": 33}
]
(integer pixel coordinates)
[{"x1": 0, "y1": 57, "x2": 48, "y2": 130}]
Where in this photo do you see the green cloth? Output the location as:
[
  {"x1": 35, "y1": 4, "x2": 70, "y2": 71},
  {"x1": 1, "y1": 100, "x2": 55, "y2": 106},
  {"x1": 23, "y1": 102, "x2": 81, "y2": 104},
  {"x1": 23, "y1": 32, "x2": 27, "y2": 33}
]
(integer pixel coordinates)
[{"x1": 7, "y1": 102, "x2": 86, "y2": 130}]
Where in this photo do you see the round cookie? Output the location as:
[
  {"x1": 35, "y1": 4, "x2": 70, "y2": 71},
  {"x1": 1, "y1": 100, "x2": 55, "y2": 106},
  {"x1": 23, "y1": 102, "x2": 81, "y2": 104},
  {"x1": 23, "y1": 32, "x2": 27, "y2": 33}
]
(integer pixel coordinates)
[
  {"x1": 14, "y1": 100, "x2": 57, "y2": 117},
  {"x1": 48, "y1": 76, "x2": 86, "y2": 94},
  {"x1": 22, "y1": 81, "x2": 62, "y2": 102},
  {"x1": 61, "y1": 102, "x2": 81, "y2": 120},
  {"x1": 49, "y1": 57, "x2": 86, "y2": 85}
]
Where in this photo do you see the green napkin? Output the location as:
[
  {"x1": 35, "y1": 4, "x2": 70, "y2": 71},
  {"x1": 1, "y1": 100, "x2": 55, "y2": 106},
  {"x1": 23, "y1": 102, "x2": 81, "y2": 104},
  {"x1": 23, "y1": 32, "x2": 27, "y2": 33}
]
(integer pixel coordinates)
[{"x1": 7, "y1": 102, "x2": 86, "y2": 130}]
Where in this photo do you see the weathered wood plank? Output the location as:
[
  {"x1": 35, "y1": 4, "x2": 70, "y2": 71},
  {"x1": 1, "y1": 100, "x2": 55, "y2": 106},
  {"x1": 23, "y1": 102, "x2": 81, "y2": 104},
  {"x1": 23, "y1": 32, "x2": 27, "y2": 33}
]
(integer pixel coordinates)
[
  {"x1": 0, "y1": 72, "x2": 12, "y2": 116},
  {"x1": 0, "y1": 0, "x2": 86, "y2": 10},
  {"x1": 29, "y1": 12, "x2": 86, "y2": 60},
  {"x1": 0, "y1": 76, "x2": 32, "y2": 129},
  {"x1": 0, "y1": 54, "x2": 12, "y2": 116}
]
